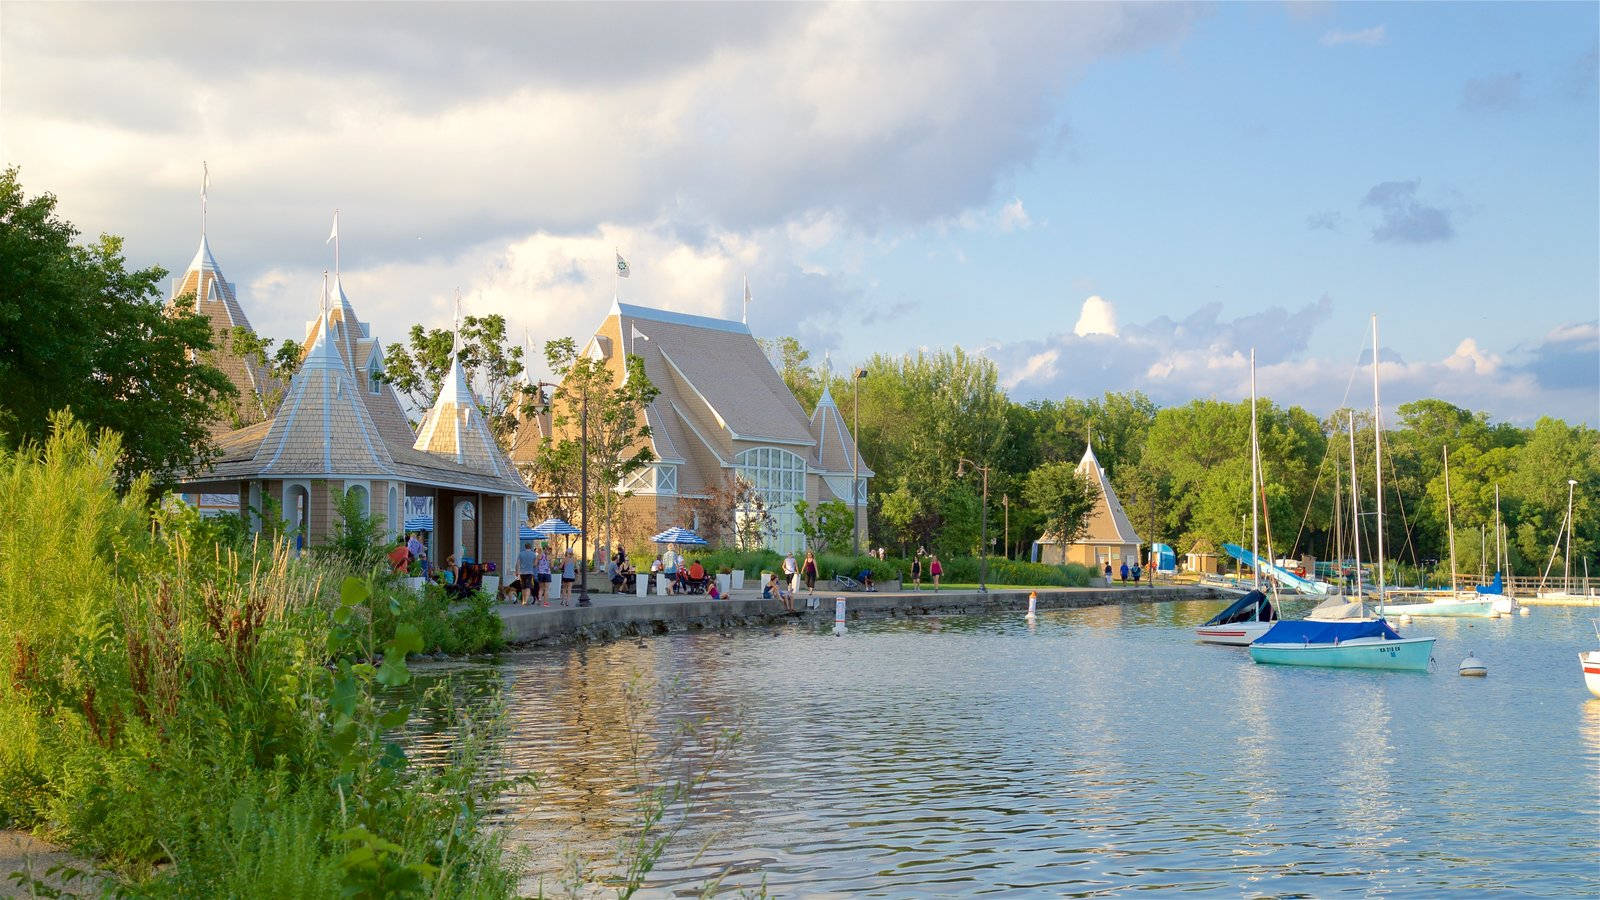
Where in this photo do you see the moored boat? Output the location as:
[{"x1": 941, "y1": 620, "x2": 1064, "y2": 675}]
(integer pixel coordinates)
[
  {"x1": 1249, "y1": 618, "x2": 1435, "y2": 672},
  {"x1": 1196, "y1": 589, "x2": 1277, "y2": 645},
  {"x1": 1380, "y1": 595, "x2": 1495, "y2": 618},
  {"x1": 1582, "y1": 650, "x2": 1600, "y2": 698}
]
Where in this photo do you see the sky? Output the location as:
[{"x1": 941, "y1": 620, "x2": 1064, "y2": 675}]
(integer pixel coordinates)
[{"x1": 3, "y1": 1, "x2": 1596, "y2": 425}]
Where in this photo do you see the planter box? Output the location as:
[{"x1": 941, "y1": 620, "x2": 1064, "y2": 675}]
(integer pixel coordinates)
[
  {"x1": 657, "y1": 574, "x2": 671, "y2": 596},
  {"x1": 404, "y1": 576, "x2": 426, "y2": 594},
  {"x1": 731, "y1": 571, "x2": 745, "y2": 590},
  {"x1": 636, "y1": 576, "x2": 650, "y2": 598},
  {"x1": 481, "y1": 575, "x2": 500, "y2": 595},
  {"x1": 716, "y1": 574, "x2": 732, "y2": 596}
]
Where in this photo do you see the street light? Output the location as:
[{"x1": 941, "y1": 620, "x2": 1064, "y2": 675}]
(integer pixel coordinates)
[
  {"x1": 535, "y1": 378, "x2": 591, "y2": 607},
  {"x1": 852, "y1": 367, "x2": 867, "y2": 556},
  {"x1": 956, "y1": 457, "x2": 991, "y2": 593}
]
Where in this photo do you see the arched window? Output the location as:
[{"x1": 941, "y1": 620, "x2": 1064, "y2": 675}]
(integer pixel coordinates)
[
  {"x1": 734, "y1": 447, "x2": 806, "y2": 553},
  {"x1": 387, "y1": 486, "x2": 400, "y2": 538},
  {"x1": 346, "y1": 484, "x2": 370, "y2": 517}
]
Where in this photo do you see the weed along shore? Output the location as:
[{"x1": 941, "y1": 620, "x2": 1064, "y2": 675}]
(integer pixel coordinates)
[{"x1": 496, "y1": 585, "x2": 1227, "y2": 645}]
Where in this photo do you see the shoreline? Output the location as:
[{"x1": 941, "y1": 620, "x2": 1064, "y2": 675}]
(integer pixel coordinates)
[{"x1": 492, "y1": 583, "x2": 1226, "y2": 647}]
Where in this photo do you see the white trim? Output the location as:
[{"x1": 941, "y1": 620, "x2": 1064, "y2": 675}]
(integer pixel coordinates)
[
  {"x1": 618, "y1": 303, "x2": 751, "y2": 335},
  {"x1": 657, "y1": 347, "x2": 732, "y2": 432},
  {"x1": 665, "y1": 398, "x2": 730, "y2": 465}
]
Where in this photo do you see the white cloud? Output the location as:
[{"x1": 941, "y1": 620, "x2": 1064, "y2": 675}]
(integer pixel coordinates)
[
  {"x1": 1442, "y1": 338, "x2": 1499, "y2": 374},
  {"x1": 1321, "y1": 25, "x2": 1386, "y2": 47},
  {"x1": 998, "y1": 198, "x2": 1033, "y2": 232},
  {"x1": 1073, "y1": 295, "x2": 1120, "y2": 337}
]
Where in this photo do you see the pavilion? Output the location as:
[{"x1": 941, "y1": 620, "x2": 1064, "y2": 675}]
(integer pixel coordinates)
[
  {"x1": 1033, "y1": 440, "x2": 1142, "y2": 571},
  {"x1": 169, "y1": 226, "x2": 534, "y2": 570}
]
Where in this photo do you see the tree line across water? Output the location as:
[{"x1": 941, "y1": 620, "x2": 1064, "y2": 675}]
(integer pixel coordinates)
[{"x1": 3, "y1": 168, "x2": 1594, "y2": 582}]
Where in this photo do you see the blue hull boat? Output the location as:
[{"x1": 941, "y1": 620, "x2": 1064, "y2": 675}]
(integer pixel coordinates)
[{"x1": 1247, "y1": 618, "x2": 1435, "y2": 672}]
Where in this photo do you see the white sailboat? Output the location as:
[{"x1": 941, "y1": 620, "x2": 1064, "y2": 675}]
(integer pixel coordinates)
[
  {"x1": 1382, "y1": 444, "x2": 1495, "y2": 618},
  {"x1": 1250, "y1": 316, "x2": 1436, "y2": 672},
  {"x1": 1197, "y1": 349, "x2": 1278, "y2": 645}
]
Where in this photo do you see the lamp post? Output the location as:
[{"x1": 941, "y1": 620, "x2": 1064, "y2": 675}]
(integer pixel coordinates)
[
  {"x1": 1002, "y1": 493, "x2": 1010, "y2": 560},
  {"x1": 957, "y1": 457, "x2": 991, "y2": 593},
  {"x1": 852, "y1": 367, "x2": 866, "y2": 556}
]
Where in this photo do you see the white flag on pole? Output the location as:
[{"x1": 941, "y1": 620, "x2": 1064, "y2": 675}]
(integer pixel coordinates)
[
  {"x1": 327, "y1": 210, "x2": 339, "y2": 244},
  {"x1": 202, "y1": 161, "x2": 209, "y2": 199},
  {"x1": 631, "y1": 324, "x2": 649, "y2": 343},
  {"x1": 615, "y1": 252, "x2": 630, "y2": 278},
  {"x1": 744, "y1": 276, "x2": 751, "y2": 306}
]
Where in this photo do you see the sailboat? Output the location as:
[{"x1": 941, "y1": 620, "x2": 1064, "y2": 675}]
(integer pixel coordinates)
[
  {"x1": 1536, "y1": 479, "x2": 1593, "y2": 604},
  {"x1": 1249, "y1": 316, "x2": 1436, "y2": 672},
  {"x1": 1197, "y1": 349, "x2": 1279, "y2": 645},
  {"x1": 1382, "y1": 445, "x2": 1494, "y2": 618}
]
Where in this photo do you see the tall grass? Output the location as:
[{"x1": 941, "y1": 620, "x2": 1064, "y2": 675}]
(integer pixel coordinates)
[
  {"x1": 680, "y1": 547, "x2": 1094, "y2": 588},
  {"x1": 0, "y1": 415, "x2": 518, "y2": 896}
]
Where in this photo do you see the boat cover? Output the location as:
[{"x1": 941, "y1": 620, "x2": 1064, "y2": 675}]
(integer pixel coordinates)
[
  {"x1": 1475, "y1": 571, "x2": 1505, "y2": 595},
  {"x1": 1203, "y1": 590, "x2": 1277, "y2": 626},
  {"x1": 1152, "y1": 543, "x2": 1177, "y2": 573},
  {"x1": 1254, "y1": 618, "x2": 1402, "y2": 645}
]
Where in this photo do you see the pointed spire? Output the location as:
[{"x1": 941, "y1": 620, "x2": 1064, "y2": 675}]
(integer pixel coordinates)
[
  {"x1": 451, "y1": 288, "x2": 463, "y2": 359},
  {"x1": 327, "y1": 209, "x2": 341, "y2": 277}
]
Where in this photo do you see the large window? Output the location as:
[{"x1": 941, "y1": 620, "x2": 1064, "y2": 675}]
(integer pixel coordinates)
[{"x1": 734, "y1": 447, "x2": 806, "y2": 553}]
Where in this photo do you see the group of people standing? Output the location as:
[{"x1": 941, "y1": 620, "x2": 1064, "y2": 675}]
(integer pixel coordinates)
[
  {"x1": 908, "y1": 550, "x2": 943, "y2": 591},
  {"x1": 766, "y1": 549, "x2": 822, "y2": 612},
  {"x1": 1103, "y1": 560, "x2": 1145, "y2": 586},
  {"x1": 513, "y1": 541, "x2": 578, "y2": 606}
]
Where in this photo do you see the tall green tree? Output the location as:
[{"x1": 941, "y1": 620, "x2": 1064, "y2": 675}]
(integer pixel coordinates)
[
  {"x1": 758, "y1": 336, "x2": 821, "y2": 412},
  {"x1": 0, "y1": 168, "x2": 234, "y2": 486},
  {"x1": 525, "y1": 338, "x2": 660, "y2": 554},
  {"x1": 1022, "y1": 461, "x2": 1099, "y2": 545}
]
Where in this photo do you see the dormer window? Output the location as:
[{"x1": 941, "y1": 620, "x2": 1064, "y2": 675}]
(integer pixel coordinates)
[{"x1": 368, "y1": 360, "x2": 382, "y2": 394}]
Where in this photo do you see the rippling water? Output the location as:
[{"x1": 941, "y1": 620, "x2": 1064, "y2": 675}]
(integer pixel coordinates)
[{"x1": 406, "y1": 601, "x2": 1600, "y2": 896}]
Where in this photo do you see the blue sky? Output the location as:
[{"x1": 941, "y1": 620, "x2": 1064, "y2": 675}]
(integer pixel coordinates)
[{"x1": 3, "y1": 2, "x2": 1595, "y2": 423}]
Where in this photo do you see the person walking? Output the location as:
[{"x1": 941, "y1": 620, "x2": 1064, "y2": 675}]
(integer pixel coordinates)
[
  {"x1": 560, "y1": 549, "x2": 577, "y2": 605},
  {"x1": 1131, "y1": 562, "x2": 1142, "y2": 586},
  {"x1": 536, "y1": 545, "x2": 553, "y2": 606},
  {"x1": 1103, "y1": 561, "x2": 1113, "y2": 587},
  {"x1": 515, "y1": 541, "x2": 538, "y2": 605},
  {"x1": 911, "y1": 553, "x2": 923, "y2": 591},
  {"x1": 782, "y1": 550, "x2": 798, "y2": 600},
  {"x1": 802, "y1": 550, "x2": 819, "y2": 606},
  {"x1": 929, "y1": 553, "x2": 943, "y2": 591},
  {"x1": 1119, "y1": 561, "x2": 1129, "y2": 584}
]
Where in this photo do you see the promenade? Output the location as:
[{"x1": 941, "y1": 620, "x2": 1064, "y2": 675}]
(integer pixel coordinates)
[{"x1": 494, "y1": 583, "x2": 1226, "y2": 645}]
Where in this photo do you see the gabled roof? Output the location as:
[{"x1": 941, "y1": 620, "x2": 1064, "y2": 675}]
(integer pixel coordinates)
[
  {"x1": 246, "y1": 308, "x2": 397, "y2": 478},
  {"x1": 412, "y1": 355, "x2": 520, "y2": 485},
  {"x1": 616, "y1": 303, "x2": 816, "y2": 447},
  {"x1": 170, "y1": 235, "x2": 275, "y2": 429},
  {"x1": 1073, "y1": 441, "x2": 1142, "y2": 545},
  {"x1": 808, "y1": 384, "x2": 874, "y2": 477}
]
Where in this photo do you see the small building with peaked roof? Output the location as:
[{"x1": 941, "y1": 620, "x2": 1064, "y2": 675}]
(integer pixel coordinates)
[
  {"x1": 1034, "y1": 441, "x2": 1142, "y2": 571},
  {"x1": 170, "y1": 225, "x2": 534, "y2": 572},
  {"x1": 168, "y1": 235, "x2": 280, "y2": 433},
  {"x1": 511, "y1": 301, "x2": 872, "y2": 554}
]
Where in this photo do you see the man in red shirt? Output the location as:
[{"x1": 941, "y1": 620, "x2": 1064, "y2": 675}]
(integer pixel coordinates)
[{"x1": 387, "y1": 539, "x2": 411, "y2": 574}]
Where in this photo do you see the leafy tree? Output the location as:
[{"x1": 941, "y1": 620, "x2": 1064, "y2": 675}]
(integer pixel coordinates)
[
  {"x1": 877, "y1": 477, "x2": 923, "y2": 556},
  {"x1": 380, "y1": 313, "x2": 525, "y2": 437},
  {"x1": 794, "y1": 498, "x2": 854, "y2": 554},
  {"x1": 525, "y1": 337, "x2": 660, "y2": 557},
  {"x1": 758, "y1": 336, "x2": 820, "y2": 411},
  {"x1": 0, "y1": 168, "x2": 235, "y2": 487},
  {"x1": 1023, "y1": 461, "x2": 1099, "y2": 544},
  {"x1": 224, "y1": 324, "x2": 302, "y2": 417}
]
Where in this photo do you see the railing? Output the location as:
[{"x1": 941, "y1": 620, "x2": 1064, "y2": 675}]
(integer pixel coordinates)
[{"x1": 1452, "y1": 573, "x2": 1596, "y2": 596}]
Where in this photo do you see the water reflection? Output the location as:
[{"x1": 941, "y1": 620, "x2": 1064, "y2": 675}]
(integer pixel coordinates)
[{"x1": 406, "y1": 601, "x2": 1599, "y2": 896}]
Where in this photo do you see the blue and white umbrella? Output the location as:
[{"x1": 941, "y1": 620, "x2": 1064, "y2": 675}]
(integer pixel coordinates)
[
  {"x1": 403, "y1": 515, "x2": 434, "y2": 532},
  {"x1": 534, "y1": 516, "x2": 583, "y2": 535},
  {"x1": 651, "y1": 527, "x2": 708, "y2": 546},
  {"x1": 519, "y1": 523, "x2": 548, "y2": 541}
]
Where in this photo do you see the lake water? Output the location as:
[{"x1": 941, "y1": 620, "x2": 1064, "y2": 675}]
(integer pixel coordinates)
[{"x1": 409, "y1": 600, "x2": 1600, "y2": 896}]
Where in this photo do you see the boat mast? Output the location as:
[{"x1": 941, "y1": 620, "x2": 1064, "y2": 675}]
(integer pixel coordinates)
[
  {"x1": 1333, "y1": 456, "x2": 1343, "y2": 593},
  {"x1": 1371, "y1": 315, "x2": 1387, "y2": 614},
  {"x1": 1494, "y1": 484, "x2": 1505, "y2": 594},
  {"x1": 1566, "y1": 479, "x2": 1578, "y2": 595},
  {"x1": 1444, "y1": 445, "x2": 1458, "y2": 594},
  {"x1": 1250, "y1": 348, "x2": 1261, "y2": 591},
  {"x1": 1348, "y1": 410, "x2": 1364, "y2": 603}
]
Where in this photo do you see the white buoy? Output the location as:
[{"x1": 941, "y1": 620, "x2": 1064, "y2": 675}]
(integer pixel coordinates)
[
  {"x1": 1459, "y1": 652, "x2": 1487, "y2": 676},
  {"x1": 1519, "y1": 606, "x2": 1531, "y2": 617},
  {"x1": 1026, "y1": 591, "x2": 1037, "y2": 621}
]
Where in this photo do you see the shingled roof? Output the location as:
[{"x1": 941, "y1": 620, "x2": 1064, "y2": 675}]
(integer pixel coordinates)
[
  {"x1": 1073, "y1": 441, "x2": 1142, "y2": 545},
  {"x1": 808, "y1": 384, "x2": 873, "y2": 477},
  {"x1": 170, "y1": 235, "x2": 276, "y2": 429}
]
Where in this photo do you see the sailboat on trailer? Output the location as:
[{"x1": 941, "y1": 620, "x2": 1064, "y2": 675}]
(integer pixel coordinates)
[{"x1": 1249, "y1": 316, "x2": 1436, "y2": 672}]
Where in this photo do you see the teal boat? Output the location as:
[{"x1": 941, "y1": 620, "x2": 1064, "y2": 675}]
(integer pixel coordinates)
[{"x1": 1248, "y1": 618, "x2": 1435, "y2": 672}]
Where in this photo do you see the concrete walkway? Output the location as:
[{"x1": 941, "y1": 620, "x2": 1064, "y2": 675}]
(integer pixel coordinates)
[
  {"x1": 495, "y1": 582, "x2": 1223, "y2": 645},
  {"x1": 0, "y1": 830, "x2": 103, "y2": 896}
]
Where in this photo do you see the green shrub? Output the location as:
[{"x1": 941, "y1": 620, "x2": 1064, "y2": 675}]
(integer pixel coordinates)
[{"x1": 0, "y1": 415, "x2": 518, "y2": 895}]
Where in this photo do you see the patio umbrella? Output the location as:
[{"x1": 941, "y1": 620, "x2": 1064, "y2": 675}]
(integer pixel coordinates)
[
  {"x1": 519, "y1": 523, "x2": 548, "y2": 541},
  {"x1": 650, "y1": 527, "x2": 708, "y2": 547},
  {"x1": 533, "y1": 516, "x2": 582, "y2": 535},
  {"x1": 403, "y1": 515, "x2": 434, "y2": 532}
]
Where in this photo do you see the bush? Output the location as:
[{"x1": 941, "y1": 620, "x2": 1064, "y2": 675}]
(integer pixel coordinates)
[
  {"x1": 0, "y1": 416, "x2": 518, "y2": 894},
  {"x1": 373, "y1": 580, "x2": 504, "y2": 656}
]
